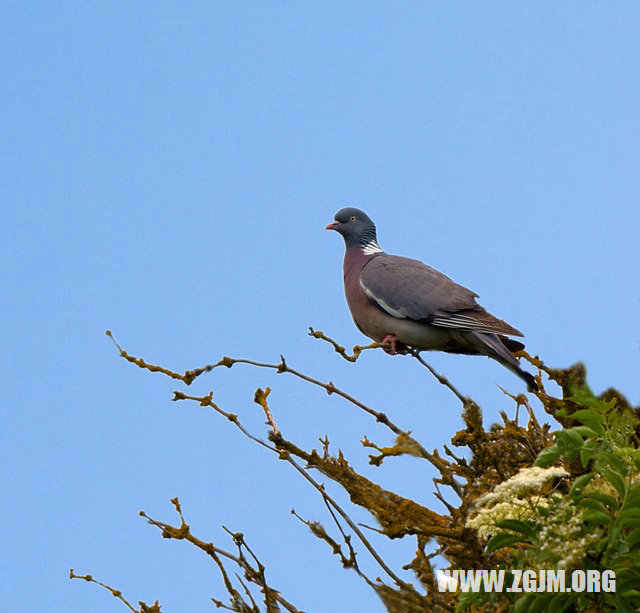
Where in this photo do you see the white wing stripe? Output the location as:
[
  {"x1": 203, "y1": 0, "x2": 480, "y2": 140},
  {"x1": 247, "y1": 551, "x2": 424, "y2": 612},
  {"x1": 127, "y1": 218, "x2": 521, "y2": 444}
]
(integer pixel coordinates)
[
  {"x1": 360, "y1": 279, "x2": 407, "y2": 319},
  {"x1": 432, "y1": 315, "x2": 503, "y2": 333}
]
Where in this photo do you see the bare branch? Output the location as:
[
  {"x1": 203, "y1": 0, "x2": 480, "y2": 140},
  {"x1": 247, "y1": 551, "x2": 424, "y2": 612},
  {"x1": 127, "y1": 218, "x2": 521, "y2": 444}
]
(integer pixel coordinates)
[
  {"x1": 69, "y1": 569, "x2": 157, "y2": 612},
  {"x1": 140, "y1": 499, "x2": 301, "y2": 613},
  {"x1": 222, "y1": 527, "x2": 279, "y2": 613},
  {"x1": 290, "y1": 509, "x2": 361, "y2": 576},
  {"x1": 405, "y1": 348, "x2": 471, "y2": 408},
  {"x1": 307, "y1": 327, "x2": 383, "y2": 362},
  {"x1": 106, "y1": 331, "x2": 186, "y2": 383},
  {"x1": 254, "y1": 387, "x2": 280, "y2": 437},
  {"x1": 172, "y1": 390, "x2": 277, "y2": 455},
  {"x1": 306, "y1": 327, "x2": 472, "y2": 408},
  {"x1": 433, "y1": 482, "x2": 457, "y2": 515}
]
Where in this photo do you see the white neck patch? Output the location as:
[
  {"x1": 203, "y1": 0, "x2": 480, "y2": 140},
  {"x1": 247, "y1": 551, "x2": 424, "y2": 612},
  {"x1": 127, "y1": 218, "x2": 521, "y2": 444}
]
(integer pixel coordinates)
[{"x1": 361, "y1": 240, "x2": 382, "y2": 255}]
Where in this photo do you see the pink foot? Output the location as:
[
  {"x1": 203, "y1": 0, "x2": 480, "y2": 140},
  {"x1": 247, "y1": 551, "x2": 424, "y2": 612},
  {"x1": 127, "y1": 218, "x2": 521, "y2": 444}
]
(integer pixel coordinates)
[{"x1": 381, "y1": 334, "x2": 408, "y2": 355}]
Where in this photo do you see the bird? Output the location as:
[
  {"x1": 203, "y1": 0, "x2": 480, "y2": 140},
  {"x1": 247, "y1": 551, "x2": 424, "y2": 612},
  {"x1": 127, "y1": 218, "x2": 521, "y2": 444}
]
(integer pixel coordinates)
[{"x1": 326, "y1": 207, "x2": 538, "y2": 392}]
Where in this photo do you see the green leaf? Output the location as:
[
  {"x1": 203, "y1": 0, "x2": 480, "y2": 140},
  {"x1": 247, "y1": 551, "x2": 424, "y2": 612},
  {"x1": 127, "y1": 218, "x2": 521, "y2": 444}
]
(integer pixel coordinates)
[
  {"x1": 617, "y1": 540, "x2": 631, "y2": 555},
  {"x1": 548, "y1": 592, "x2": 575, "y2": 612},
  {"x1": 609, "y1": 523, "x2": 623, "y2": 548},
  {"x1": 615, "y1": 568, "x2": 640, "y2": 591},
  {"x1": 603, "y1": 468, "x2": 627, "y2": 498},
  {"x1": 570, "y1": 409, "x2": 606, "y2": 435},
  {"x1": 526, "y1": 594, "x2": 554, "y2": 613},
  {"x1": 569, "y1": 425, "x2": 600, "y2": 438},
  {"x1": 572, "y1": 408, "x2": 605, "y2": 423},
  {"x1": 584, "y1": 510, "x2": 612, "y2": 525},
  {"x1": 614, "y1": 594, "x2": 635, "y2": 613},
  {"x1": 485, "y1": 532, "x2": 524, "y2": 554},
  {"x1": 595, "y1": 535, "x2": 608, "y2": 555},
  {"x1": 627, "y1": 527, "x2": 640, "y2": 549},
  {"x1": 568, "y1": 386, "x2": 612, "y2": 412},
  {"x1": 583, "y1": 491, "x2": 620, "y2": 509},
  {"x1": 455, "y1": 588, "x2": 485, "y2": 612},
  {"x1": 553, "y1": 428, "x2": 584, "y2": 461},
  {"x1": 556, "y1": 428, "x2": 585, "y2": 450},
  {"x1": 534, "y1": 445, "x2": 562, "y2": 467},
  {"x1": 570, "y1": 472, "x2": 595, "y2": 495},
  {"x1": 579, "y1": 498, "x2": 608, "y2": 514},
  {"x1": 494, "y1": 519, "x2": 537, "y2": 539},
  {"x1": 580, "y1": 446, "x2": 596, "y2": 468},
  {"x1": 622, "y1": 485, "x2": 640, "y2": 510},
  {"x1": 600, "y1": 451, "x2": 629, "y2": 474},
  {"x1": 513, "y1": 594, "x2": 535, "y2": 613},
  {"x1": 618, "y1": 508, "x2": 640, "y2": 527}
]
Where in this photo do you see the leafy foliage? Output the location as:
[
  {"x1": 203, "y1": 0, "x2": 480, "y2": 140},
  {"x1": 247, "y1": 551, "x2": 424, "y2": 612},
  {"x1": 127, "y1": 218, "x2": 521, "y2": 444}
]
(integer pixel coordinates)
[{"x1": 466, "y1": 385, "x2": 640, "y2": 612}]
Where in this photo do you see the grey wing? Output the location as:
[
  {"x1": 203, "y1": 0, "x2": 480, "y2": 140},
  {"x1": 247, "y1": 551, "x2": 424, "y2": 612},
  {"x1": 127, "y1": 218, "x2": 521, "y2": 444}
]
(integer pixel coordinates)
[
  {"x1": 360, "y1": 254, "x2": 524, "y2": 337},
  {"x1": 360, "y1": 254, "x2": 479, "y2": 318}
]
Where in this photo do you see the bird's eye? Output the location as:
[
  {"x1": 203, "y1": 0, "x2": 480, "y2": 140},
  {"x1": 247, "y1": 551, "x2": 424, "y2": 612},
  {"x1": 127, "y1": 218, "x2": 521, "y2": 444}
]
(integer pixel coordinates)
[{"x1": 350, "y1": 216, "x2": 356, "y2": 221}]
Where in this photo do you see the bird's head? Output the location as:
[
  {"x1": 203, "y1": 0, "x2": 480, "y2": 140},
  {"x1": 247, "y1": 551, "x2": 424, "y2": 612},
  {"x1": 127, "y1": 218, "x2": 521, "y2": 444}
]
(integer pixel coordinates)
[{"x1": 326, "y1": 207, "x2": 379, "y2": 250}]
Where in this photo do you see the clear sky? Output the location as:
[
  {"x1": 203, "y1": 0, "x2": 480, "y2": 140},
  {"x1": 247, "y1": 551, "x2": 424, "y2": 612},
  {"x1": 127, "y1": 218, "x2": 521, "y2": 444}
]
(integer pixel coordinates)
[{"x1": 2, "y1": 3, "x2": 639, "y2": 612}]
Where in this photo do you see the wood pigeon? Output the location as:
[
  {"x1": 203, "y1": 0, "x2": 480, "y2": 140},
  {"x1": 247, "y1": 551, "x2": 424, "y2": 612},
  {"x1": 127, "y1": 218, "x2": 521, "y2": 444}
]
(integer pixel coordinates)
[{"x1": 326, "y1": 207, "x2": 538, "y2": 392}]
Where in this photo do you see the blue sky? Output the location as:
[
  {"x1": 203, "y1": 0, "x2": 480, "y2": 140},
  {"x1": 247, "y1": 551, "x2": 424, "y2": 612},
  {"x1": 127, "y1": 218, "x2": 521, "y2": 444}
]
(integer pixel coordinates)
[{"x1": 2, "y1": 3, "x2": 639, "y2": 612}]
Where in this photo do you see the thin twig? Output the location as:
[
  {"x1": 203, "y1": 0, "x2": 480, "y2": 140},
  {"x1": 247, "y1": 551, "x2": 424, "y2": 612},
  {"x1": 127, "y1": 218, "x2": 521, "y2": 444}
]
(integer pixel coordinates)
[
  {"x1": 307, "y1": 327, "x2": 472, "y2": 408},
  {"x1": 172, "y1": 390, "x2": 278, "y2": 455},
  {"x1": 279, "y1": 452, "x2": 423, "y2": 598},
  {"x1": 69, "y1": 569, "x2": 146, "y2": 612},
  {"x1": 307, "y1": 327, "x2": 382, "y2": 362},
  {"x1": 434, "y1": 482, "x2": 457, "y2": 515},
  {"x1": 106, "y1": 331, "x2": 186, "y2": 382},
  {"x1": 254, "y1": 387, "x2": 281, "y2": 437},
  {"x1": 406, "y1": 348, "x2": 470, "y2": 408},
  {"x1": 357, "y1": 522, "x2": 386, "y2": 535},
  {"x1": 290, "y1": 507, "x2": 375, "y2": 587},
  {"x1": 222, "y1": 526, "x2": 278, "y2": 613},
  {"x1": 234, "y1": 574, "x2": 259, "y2": 611},
  {"x1": 497, "y1": 385, "x2": 541, "y2": 429}
]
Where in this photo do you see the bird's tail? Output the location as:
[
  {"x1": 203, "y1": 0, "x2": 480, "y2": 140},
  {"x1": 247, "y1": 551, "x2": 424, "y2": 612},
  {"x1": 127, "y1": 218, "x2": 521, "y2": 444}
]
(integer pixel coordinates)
[
  {"x1": 500, "y1": 336, "x2": 525, "y2": 353},
  {"x1": 465, "y1": 331, "x2": 538, "y2": 392}
]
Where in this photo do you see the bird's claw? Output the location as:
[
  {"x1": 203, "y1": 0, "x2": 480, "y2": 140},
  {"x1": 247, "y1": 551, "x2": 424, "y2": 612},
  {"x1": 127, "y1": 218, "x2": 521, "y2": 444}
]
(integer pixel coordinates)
[{"x1": 381, "y1": 334, "x2": 408, "y2": 355}]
